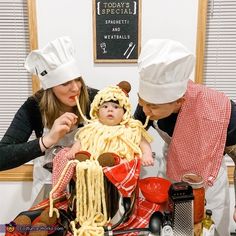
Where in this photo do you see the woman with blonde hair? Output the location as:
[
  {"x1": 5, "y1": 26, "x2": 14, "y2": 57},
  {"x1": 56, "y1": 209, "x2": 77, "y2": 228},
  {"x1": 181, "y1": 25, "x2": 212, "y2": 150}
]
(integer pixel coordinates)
[{"x1": 0, "y1": 36, "x2": 97, "y2": 201}]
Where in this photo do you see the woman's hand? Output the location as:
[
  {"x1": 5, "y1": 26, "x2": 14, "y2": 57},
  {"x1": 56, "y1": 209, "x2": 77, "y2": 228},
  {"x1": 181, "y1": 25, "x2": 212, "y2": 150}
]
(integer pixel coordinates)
[{"x1": 40, "y1": 112, "x2": 78, "y2": 151}]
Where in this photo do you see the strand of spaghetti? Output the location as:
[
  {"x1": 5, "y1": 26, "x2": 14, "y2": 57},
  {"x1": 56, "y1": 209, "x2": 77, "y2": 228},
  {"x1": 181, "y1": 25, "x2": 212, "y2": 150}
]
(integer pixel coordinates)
[
  {"x1": 73, "y1": 225, "x2": 104, "y2": 236},
  {"x1": 69, "y1": 195, "x2": 76, "y2": 212},
  {"x1": 99, "y1": 165, "x2": 107, "y2": 224},
  {"x1": 77, "y1": 163, "x2": 86, "y2": 224},
  {"x1": 81, "y1": 167, "x2": 87, "y2": 221},
  {"x1": 49, "y1": 159, "x2": 79, "y2": 218},
  {"x1": 119, "y1": 135, "x2": 141, "y2": 156},
  {"x1": 76, "y1": 120, "x2": 153, "y2": 161},
  {"x1": 73, "y1": 160, "x2": 107, "y2": 235},
  {"x1": 74, "y1": 96, "x2": 92, "y2": 124},
  {"x1": 143, "y1": 115, "x2": 150, "y2": 128},
  {"x1": 88, "y1": 164, "x2": 94, "y2": 218},
  {"x1": 93, "y1": 165, "x2": 100, "y2": 214}
]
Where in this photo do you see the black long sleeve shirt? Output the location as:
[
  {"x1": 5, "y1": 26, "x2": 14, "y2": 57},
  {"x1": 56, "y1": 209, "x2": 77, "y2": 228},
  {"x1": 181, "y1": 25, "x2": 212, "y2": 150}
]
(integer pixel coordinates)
[{"x1": 0, "y1": 87, "x2": 98, "y2": 171}]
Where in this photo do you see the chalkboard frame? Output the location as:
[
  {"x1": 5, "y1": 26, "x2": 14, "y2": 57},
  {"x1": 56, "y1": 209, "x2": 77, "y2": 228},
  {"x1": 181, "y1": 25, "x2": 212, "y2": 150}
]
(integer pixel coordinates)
[{"x1": 93, "y1": 0, "x2": 141, "y2": 63}]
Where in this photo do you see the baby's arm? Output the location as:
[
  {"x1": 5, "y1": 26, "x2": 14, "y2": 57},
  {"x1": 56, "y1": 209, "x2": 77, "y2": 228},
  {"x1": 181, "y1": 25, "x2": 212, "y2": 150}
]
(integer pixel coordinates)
[
  {"x1": 140, "y1": 137, "x2": 154, "y2": 166},
  {"x1": 66, "y1": 140, "x2": 81, "y2": 159},
  {"x1": 71, "y1": 140, "x2": 81, "y2": 153}
]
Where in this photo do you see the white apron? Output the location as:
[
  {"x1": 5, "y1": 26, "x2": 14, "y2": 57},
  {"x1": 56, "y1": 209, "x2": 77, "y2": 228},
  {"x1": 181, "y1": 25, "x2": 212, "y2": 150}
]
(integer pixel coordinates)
[
  {"x1": 153, "y1": 121, "x2": 230, "y2": 236},
  {"x1": 31, "y1": 128, "x2": 78, "y2": 204}
]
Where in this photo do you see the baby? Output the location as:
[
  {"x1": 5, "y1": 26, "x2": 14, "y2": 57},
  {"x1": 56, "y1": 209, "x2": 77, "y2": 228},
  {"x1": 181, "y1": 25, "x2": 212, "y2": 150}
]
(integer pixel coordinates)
[{"x1": 69, "y1": 81, "x2": 154, "y2": 166}]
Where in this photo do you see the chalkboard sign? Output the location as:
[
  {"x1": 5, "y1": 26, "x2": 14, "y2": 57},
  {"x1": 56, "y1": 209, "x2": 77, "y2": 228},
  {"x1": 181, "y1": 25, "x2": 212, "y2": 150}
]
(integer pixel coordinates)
[{"x1": 93, "y1": 0, "x2": 141, "y2": 63}]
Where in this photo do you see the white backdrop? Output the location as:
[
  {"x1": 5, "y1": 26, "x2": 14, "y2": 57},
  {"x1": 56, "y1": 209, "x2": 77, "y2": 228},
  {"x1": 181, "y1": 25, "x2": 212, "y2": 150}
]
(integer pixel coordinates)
[{"x1": 36, "y1": 0, "x2": 198, "y2": 105}]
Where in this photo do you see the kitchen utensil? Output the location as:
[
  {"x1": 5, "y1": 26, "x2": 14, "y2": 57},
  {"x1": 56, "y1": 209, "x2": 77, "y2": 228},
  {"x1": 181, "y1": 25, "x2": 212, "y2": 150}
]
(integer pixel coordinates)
[
  {"x1": 162, "y1": 211, "x2": 173, "y2": 236},
  {"x1": 104, "y1": 196, "x2": 133, "y2": 231},
  {"x1": 168, "y1": 182, "x2": 194, "y2": 236},
  {"x1": 126, "y1": 44, "x2": 136, "y2": 58},
  {"x1": 123, "y1": 42, "x2": 133, "y2": 56},
  {"x1": 139, "y1": 177, "x2": 171, "y2": 204},
  {"x1": 104, "y1": 211, "x2": 163, "y2": 236}
]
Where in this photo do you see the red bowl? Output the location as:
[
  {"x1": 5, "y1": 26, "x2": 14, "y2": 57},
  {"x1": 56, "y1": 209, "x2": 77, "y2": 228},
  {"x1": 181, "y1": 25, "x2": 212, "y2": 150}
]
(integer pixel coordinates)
[{"x1": 138, "y1": 177, "x2": 172, "y2": 204}]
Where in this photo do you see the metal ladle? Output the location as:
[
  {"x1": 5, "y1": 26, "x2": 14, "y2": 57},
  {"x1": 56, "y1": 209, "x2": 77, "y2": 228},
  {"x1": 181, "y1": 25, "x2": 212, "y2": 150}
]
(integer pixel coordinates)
[
  {"x1": 104, "y1": 197, "x2": 133, "y2": 231},
  {"x1": 104, "y1": 211, "x2": 163, "y2": 236}
]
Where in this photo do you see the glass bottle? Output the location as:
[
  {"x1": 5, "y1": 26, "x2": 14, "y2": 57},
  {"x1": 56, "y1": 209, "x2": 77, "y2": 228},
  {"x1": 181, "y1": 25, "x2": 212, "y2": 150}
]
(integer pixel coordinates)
[
  {"x1": 182, "y1": 173, "x2": 205, "y2": 224},
  {"x1": 201, "y1": 209, "x2": 215, "y2": 236}
]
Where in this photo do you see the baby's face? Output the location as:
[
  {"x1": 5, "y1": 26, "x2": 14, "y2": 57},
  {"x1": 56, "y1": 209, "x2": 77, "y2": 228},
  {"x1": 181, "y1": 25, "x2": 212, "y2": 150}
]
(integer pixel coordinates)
[{"x1": 98, "y1": 101, "x2": 125, "y2": 126}]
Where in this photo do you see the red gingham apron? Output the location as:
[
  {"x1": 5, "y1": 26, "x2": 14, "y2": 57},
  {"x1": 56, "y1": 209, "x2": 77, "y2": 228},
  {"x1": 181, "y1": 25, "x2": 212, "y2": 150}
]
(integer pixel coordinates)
[{"x1": 166, "y1": 80, "x2": 231, "y2": 186}]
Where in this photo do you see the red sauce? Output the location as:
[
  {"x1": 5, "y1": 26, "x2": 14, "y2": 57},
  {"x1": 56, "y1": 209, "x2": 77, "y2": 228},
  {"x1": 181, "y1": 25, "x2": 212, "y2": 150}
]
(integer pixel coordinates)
[{"x1": 182, "y1": 173, "x2": 205, "y2": 224}]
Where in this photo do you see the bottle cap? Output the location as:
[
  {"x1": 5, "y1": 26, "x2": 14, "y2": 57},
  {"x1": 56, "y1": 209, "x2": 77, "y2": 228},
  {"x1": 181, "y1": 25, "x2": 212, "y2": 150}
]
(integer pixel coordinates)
[{"x1": 206, "y1": 209, "x2": 212, "y2": 216}]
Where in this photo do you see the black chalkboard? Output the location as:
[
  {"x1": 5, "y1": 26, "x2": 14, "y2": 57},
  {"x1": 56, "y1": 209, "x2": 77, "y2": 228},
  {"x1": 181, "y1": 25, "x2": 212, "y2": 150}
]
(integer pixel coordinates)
[{"x1": 93, "y1": 0, "x2": 141, "y2": 63}]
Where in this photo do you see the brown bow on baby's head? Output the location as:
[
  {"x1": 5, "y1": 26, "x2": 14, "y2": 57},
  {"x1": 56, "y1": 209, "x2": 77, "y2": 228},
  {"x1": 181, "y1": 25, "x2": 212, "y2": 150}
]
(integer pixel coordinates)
[{"x1": 117, "y1": 81, "x2": 131, "y2": 97}]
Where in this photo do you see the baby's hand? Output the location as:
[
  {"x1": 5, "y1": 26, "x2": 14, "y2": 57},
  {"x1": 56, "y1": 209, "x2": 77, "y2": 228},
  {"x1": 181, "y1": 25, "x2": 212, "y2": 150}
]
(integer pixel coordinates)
[
  {"x1": 65, "y1": 149, "x2": 75, "y2": 160},
  {"x1": 141, "y1": 153, "x2": 154, "y2": 166}
]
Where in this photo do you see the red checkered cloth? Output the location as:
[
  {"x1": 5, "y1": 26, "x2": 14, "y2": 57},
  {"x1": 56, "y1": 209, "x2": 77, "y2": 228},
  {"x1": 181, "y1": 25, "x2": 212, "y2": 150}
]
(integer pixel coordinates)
[
  {"x1": 50, "y1": 148, "x2": 76, "y2": 210},
  {"x1": 52, "y1": 150, "x2": 141, "y2": 198},
  {"x1": 31, "y1": 149, "x2": 74, "y2": 217},
  {"x1": 51, "y1": 149, "x2": 160, "y2": 235},
  {"x1": 103, "y1": 159, "x2": 160, "y2": 235},
  {"x1": 167, "y1": 80, "x2": 231, "y2": 186},
  {"x1": 29, "y1": 193, "x2": 68, "y2": 211},
  {"x1": 116, "y1": 197, "x2": 160, "y2": 236},
  {"x1": 52, "y1": 148, "x2": 75, "y2": 188},
  {"x1": 103, "y1": 158, "x2": 141, "y2": 197}
]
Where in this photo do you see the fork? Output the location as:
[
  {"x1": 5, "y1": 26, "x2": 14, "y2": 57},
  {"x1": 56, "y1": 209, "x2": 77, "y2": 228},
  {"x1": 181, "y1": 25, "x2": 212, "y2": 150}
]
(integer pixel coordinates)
[{"x1": 123, "y1": 42, "x2": 133, "y2": 56}]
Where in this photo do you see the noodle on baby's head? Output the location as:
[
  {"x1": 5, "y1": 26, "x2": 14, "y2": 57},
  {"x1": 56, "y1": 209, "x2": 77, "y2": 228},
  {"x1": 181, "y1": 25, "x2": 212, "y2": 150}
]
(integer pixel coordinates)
[{"x1": 90, "y1": 85, "x2": 132, "y2": 124}]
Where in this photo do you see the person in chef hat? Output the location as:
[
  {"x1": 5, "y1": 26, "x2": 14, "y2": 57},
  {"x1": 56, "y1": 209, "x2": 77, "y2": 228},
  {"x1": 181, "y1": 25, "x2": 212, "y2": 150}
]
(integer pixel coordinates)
[
  {"x1": 0, "y1": 36, "x2": 97, "y2": 203},
  {"x1": 134, "y1": 38, "x2": 236, "y2": 236}
]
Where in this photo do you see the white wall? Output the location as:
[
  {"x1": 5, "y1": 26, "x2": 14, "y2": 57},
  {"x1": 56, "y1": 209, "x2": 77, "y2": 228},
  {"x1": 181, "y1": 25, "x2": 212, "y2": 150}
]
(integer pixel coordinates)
[
  {"x1": 4, "y1": 0, "x2": 235, "y2": 234},
  {"x1": 36, "y1": 0, "x2": 197, "y2": 106},
  {"x1": 0, "y1": 182, "x2": 33, "y2": 235}
]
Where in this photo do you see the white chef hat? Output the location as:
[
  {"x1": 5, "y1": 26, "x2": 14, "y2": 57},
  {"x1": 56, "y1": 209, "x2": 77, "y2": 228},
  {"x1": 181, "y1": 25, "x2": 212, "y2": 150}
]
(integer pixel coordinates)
[
  {"x1": 24, "y1": 36, "x2": 82, "y2": 90},
  {"x1": 138, "y1": 39, "x2": 195, "y2": 104}
]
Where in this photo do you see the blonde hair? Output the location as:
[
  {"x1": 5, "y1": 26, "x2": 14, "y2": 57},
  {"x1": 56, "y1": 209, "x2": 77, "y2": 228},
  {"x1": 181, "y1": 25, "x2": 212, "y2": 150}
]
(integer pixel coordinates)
[{"x1": 40, "y1": 77, "x2": 89, "y2": 129}]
